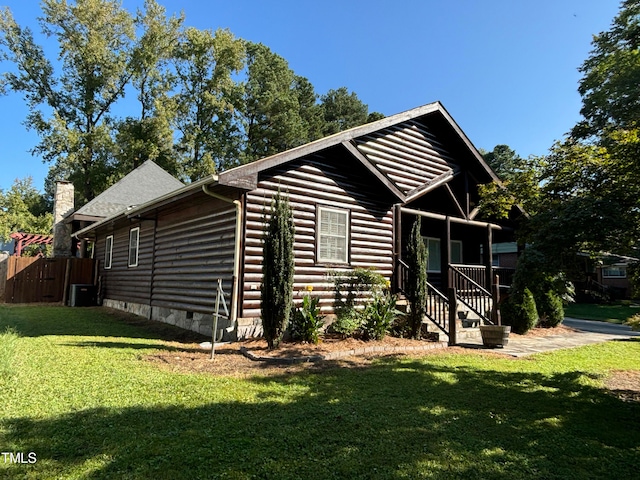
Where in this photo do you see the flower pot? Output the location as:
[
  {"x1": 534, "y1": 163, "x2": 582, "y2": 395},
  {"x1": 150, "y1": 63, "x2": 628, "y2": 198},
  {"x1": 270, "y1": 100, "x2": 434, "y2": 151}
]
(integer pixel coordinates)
[{"x1": 479, "y1": 325, "x2": 511, "y2": 348}]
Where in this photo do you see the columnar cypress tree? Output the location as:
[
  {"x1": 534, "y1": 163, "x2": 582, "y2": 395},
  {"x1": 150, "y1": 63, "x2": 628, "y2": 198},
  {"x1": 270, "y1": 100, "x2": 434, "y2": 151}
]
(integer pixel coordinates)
[
  {"x1": 260, "y1": 191, "x2": 295, "y2": 349},
  {"x1": 406, "y1": 217, "x2": 428, "y2": 339}
]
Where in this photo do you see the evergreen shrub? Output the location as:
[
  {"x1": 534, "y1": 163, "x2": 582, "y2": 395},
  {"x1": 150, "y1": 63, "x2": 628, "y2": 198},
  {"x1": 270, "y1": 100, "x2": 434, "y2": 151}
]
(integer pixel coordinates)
[
  {"x1": 260, "y1": 192, "x2": 295, "y2": 349},
  {"x1": 537, "y1": 290, "x2": 564, "y2": 327},
  {"x1": 500, "y1": 288, "x2": 539, "y2": 334}
]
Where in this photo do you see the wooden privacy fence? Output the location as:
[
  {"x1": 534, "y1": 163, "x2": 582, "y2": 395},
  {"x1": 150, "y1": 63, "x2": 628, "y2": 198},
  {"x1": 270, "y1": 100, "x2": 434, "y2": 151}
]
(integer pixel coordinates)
[{"x1": 1, "y1": 256, "x2": 95, "y2": 304}]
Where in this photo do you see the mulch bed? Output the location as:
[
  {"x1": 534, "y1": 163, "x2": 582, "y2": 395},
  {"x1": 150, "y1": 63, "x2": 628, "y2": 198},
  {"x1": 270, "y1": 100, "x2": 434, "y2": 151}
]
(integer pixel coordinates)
[{"x1": 143, "y1": 325, "x2": 640, "y2": 401}]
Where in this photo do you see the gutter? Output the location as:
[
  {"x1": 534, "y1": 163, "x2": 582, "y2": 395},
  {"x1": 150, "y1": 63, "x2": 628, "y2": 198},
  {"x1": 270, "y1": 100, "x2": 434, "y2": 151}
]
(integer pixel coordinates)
[{"x1": 201, "y1": 184, "x2": 243, "y2": 337}]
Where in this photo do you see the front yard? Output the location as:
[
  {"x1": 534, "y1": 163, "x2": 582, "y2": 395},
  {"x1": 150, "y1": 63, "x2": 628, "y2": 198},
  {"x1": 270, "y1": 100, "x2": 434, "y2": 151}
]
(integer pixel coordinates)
[
  {"x1": 565, "y1": 302, "x2": 640, "y2": 324},
  {"x1": 1, "y1": 305, "x2": 639, "y2": 479}
]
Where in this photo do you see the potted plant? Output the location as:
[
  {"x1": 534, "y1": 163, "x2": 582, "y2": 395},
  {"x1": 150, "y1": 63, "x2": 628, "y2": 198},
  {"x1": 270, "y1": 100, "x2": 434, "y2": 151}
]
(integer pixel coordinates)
[
  {"x1": 480, "y1": 284, "x2": 511, "y2": 348},
  {"x1": 479, "y1": 324, "x2": 511, "y2": 348}
]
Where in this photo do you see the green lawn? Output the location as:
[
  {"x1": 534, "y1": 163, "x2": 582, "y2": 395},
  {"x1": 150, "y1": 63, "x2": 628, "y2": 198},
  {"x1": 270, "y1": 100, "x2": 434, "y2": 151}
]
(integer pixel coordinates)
[
  {"x1": 1, "y1": 305, "x2": 639, "y2": 479},
  {"x1": 565, "y1": 302, "x2": 640, "y2": 324}
]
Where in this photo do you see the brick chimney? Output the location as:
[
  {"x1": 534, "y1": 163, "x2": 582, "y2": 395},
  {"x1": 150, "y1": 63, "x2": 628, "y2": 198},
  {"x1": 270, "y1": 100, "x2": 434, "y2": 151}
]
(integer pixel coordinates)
[{"x1": 52, "y1": 181, "x2": 75, "y2": 257}]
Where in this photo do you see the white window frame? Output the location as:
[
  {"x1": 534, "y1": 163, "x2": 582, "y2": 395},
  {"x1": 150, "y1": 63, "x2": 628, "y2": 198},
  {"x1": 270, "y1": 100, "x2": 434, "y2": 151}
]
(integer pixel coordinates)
[
  {"x1": 128, "y1": 227, "x2": 140, "y2": 267},
  {"x1": 104, "y1": 235, "x2": 113, "y2": 270},
  {"x1": 317, "y1": 206, "x2": 349, "y2": 264},
  {"x1": 602, "y1": 266, "x2": 626, "y2": 278}
]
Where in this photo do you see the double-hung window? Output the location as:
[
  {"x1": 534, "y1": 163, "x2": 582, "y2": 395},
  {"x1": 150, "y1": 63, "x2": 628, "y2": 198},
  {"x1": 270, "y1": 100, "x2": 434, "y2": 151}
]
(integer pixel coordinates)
[
  {"x1": 317, "y1": 206, "x2": 349, "y2": 264},
  {"x1": 104, "y1": 235, "x2": 113, "y2": 269},
  {"x1": 128, "y1": 227, "x2": 140, "y2": 267}
]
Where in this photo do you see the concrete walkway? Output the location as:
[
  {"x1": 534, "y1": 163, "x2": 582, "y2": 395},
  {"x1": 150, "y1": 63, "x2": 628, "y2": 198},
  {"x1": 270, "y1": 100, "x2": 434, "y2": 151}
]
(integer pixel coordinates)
[{"x1": 458, "y1": 317, "x2": 639, "y2": 357}]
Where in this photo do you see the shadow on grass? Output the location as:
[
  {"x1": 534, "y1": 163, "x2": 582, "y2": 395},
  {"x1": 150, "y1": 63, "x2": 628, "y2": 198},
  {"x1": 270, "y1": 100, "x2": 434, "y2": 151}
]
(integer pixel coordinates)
[
  {"x1": 0, "y1": 305, "x2": 208, "y2": 344},
  {"x1": 2, "y1": 361, "x2": 639, "y2": 479},
  {"x1": 61, "y1": 340, "x2": 206, "y2": 354}
]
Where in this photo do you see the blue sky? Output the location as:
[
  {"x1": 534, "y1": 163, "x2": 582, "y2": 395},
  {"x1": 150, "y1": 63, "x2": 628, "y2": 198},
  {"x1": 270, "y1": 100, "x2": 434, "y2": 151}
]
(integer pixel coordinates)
[{"x1": 0, "y1": 0, "x2": 621, "y2": 193}]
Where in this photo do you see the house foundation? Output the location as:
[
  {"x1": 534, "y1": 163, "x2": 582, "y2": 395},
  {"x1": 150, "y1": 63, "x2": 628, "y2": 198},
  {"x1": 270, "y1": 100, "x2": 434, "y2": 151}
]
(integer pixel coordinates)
[{"x1": 102, "y1": 299, "x2": 236, "y2": 341}]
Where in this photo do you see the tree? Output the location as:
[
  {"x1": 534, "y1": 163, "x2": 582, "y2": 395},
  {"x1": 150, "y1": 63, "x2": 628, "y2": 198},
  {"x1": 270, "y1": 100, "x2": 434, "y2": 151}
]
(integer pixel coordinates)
[
  {"x1": 241, "y1": 43, "x2": 310, "y2": 163},
  {"x1": 573, "y1": 0, "x2": 640, "y2": 139},
  {"x1": 113, "y1": 0, "x2": 182, "y2": 178},
  {"x1": 320, "y1": 87, "x2": 371, "y2": 136},
  {"x1": 171, "y1": 27, "x2": 244, "y2": 179},
  {"x1": 405, "y1": 217, "x2": 428, "y2": 339},
  {"x1": 0, "y1": 177, "x2": 52, "y2": 242},
  {"x1": 0, "y1": 0, "x2": 137, "y2": 203},
  {"x1": 260, "y1": 192, "x2": 295, "y2": 349},
  {"x1": 478, "y1": 145, "x2": 541, "y2": 219}
]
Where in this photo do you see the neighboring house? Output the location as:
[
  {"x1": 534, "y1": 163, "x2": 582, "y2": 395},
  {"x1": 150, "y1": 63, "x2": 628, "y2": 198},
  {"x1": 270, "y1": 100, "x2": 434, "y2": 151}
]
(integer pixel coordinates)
[
  {"x1": 595, "y1": 254, "x2": 637, "y2": 299},
  {"x1": 75, "y1": 102, "x2": 520, "y2": 340}
]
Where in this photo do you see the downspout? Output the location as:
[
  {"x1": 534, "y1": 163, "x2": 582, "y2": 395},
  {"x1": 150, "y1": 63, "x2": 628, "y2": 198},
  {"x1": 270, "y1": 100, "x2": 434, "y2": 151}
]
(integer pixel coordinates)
[{"x1": 202, "y1": 184, "x2": 242, "y2": 337}]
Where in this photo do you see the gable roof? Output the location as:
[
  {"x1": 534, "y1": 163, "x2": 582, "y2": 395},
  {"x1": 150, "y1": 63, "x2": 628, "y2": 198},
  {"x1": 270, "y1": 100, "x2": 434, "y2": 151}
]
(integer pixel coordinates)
[
  {"x1": 76, "y1": 101, "x2": 504, "y2": 238},
  {"x1": 218, "y1": 101, "x2": 500, "y2": 201},
  {"x1": 72, "y1": 160, "x2": 184, "y2": 221}
]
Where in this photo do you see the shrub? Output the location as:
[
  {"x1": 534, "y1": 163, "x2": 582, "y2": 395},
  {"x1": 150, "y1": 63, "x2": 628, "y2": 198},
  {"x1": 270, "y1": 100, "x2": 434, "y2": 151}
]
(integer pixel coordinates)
[
  {"x1": 537, "y1": 290, "x2": 564, "y2": 327},
  {"x1": 331, "y1": 267, "x2": 387, "y2": 338},
  {"x1": 361, "y1": 293, "x2": 401, "y2": 341},
  {"x1": 290, "y1": 294, "x2": 325, "y2": 344},
  {"x1": 627, "y1": 314, "x2": 640, "y2": 331},
  {"x1": 405, "y1": 216, "x2": 428, "y2": 339},
  {"x1": 260, "y1": 192, "x2": 295, "y2": 349},
  {"x1": 328, "y1": 314, "x2": 361, "y2": 338},
  {"x1": 500, "y1": 288, "x2": 539, "y2": 334}
]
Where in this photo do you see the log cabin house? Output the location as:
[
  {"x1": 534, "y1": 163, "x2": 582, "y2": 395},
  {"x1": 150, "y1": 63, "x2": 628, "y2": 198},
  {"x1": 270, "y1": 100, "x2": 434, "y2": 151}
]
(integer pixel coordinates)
[{"x1": 75, "y1": 102, "x2": 520, "y2": 342}]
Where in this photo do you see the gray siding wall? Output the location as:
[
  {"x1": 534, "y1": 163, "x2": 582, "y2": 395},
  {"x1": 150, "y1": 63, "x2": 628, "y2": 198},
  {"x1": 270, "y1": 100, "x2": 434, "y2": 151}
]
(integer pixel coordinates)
[{"x1": 241, "y1": 154, "x2": 394, "y2": 319}]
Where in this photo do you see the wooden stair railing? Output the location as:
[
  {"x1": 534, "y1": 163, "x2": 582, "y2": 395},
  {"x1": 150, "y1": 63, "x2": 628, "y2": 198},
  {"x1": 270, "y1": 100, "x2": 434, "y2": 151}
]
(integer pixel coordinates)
[{"x1": 449, "y1": 265, "x2": 495, "y2": 325}]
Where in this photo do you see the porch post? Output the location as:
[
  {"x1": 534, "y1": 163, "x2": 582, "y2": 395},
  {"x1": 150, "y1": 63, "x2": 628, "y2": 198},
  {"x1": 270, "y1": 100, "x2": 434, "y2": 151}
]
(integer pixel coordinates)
[
  {"x1": 485, "y1": 225, "x2": 493, "y2": 290},
  {"x1": 442, "y1": 216, "x2": 451, "y2": 291},
  {"x1": 393, "y1": 204, "x2": 402, "y2": 292}
]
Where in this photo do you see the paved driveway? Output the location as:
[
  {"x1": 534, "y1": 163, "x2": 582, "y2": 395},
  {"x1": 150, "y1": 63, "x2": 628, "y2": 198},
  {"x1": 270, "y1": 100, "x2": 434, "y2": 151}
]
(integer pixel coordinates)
[{"x1": 461, "y1": 317, "x2": 639, "y2": 357}]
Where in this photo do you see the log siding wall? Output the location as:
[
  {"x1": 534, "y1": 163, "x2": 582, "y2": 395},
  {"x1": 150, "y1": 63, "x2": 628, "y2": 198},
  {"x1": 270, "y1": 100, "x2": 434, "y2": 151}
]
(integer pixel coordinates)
[
  {"x1": 94, "y1": 195, "x2": 236, "y2": 315},
  {"x1": 355, "y1": 120, "x2": 457, "y2": 193},
  {"x1": 152, "y1": 201, "x2": 236, "y2": 313},
  {"x1": 241, "y1": 152, "x2": 395, "y2": 319},
  {"x1": 95, "y1": 220, "x2": 155, "y2": 305}
]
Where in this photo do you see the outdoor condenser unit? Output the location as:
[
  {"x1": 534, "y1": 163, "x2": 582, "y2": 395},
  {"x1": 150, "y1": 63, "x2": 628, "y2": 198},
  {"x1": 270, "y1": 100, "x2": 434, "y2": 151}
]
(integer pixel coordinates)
[{"x1": 69, "y1": 284, "x2": 97, "y2": 307}]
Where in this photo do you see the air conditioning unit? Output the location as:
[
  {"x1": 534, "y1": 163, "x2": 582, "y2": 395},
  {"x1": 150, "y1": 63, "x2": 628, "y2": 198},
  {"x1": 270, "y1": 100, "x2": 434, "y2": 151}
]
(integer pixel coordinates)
[{"x1": 69, "y1": 284, "x2": 97, "y2": 307}]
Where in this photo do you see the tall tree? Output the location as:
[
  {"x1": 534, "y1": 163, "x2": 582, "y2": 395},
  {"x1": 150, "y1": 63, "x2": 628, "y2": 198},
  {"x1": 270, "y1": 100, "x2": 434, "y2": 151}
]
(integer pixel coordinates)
[
  {"x1": 573, "y1": 0, "x2": 640, "y2": 139},
  {"x1": 171, "y1": 27, "x2": 244, "y2": 180},
  {"x1": 241, "y1": 43, "x2": 316, "y2": 163},
  {"x1": 0, "y1": 0, "x2": 137, "y2": 203},
  {"x1": 320, "y1": 87, "x2": 382, "y2": 136},
  {"x1": 113, "y1": 0, "x2": 182, "y2": 178}
]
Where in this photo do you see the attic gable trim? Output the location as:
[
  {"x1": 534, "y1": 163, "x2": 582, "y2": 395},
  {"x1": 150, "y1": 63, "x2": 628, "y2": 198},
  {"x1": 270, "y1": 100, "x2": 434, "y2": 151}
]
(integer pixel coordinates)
[
  {"x1": 218, "y1": 102, "x2": 444, "y2": 184},
  {"x1": 341, "y1": 141, "x2": 406, "y2": 201},
  {"x1": 403, "y1": 170, "x2": 456, "y2": 204},
  {"x1": 435, "y1": 106, "x2": 501, "y2": 184}
]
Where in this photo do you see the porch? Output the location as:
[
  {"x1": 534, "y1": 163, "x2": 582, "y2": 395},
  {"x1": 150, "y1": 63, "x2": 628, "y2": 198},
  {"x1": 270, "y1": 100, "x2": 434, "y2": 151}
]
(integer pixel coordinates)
[{"x1": 394, "y1": 206, "x2": 517, "y2": 344}]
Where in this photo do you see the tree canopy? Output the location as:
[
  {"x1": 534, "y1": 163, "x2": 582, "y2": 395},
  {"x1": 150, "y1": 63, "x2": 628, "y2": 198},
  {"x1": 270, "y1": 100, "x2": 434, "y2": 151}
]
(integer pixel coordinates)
[
  {"x1": 0, "y1": 177, "x2": 52, "y2": 242},
  {"x1": 480, "y1": 0, "x2": 640, "y2": 275},
  {"x1": 0, "y1": 0, "x2": 384, "y2": 208}
]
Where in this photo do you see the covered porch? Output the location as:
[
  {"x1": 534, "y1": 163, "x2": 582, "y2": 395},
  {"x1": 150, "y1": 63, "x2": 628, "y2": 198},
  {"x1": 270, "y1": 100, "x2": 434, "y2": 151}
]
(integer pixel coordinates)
[{"x1": 394, "y1": 206, "x2": 518, "y2": 342}]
